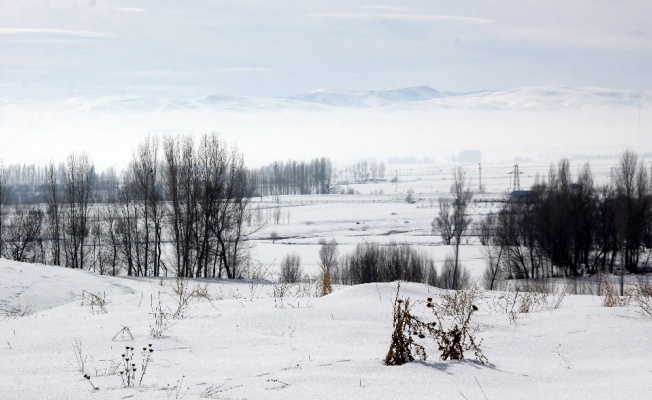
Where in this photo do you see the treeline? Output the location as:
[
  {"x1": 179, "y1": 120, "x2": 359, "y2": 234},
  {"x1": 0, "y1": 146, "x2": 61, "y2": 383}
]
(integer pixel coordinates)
[
  {"x1": 482, "y1": 150, "x2": 651, "y2": 285},
  {"x1": 335, "y1": 160, "x2": 387, "y2": 184},
  {"x1": 0, "y1": 133, "x2": 258, "y2": 279},
  {"x1": 254, "y1": 157, "x2": 333, "y2": 196}
]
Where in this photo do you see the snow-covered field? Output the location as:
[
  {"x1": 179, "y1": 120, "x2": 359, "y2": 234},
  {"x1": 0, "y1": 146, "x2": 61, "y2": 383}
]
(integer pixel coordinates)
[
  {"x1": 2, "y1": 158, "x2": 652, "y2": 399},
  {"x1": 247, "y1": 159, "x2": 624, "y2": 279},
  {"x1": 1, "y1": 259, "x2": 651, "y2": 399}
]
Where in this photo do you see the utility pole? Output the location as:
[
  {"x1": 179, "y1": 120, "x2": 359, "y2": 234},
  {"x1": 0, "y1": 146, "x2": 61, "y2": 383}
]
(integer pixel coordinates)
[{"x1": 508, "y1": 164, "x2": 523, "y2": 191}]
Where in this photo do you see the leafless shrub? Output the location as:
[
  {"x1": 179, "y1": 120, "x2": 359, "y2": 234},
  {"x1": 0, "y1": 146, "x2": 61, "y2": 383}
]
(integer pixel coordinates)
[
  {"x1": 385, "y1": 284, "x2": 428, "y2": 366},
  {"x1": 293, "y1": 277, "x2": 316, "y2": 298},
  {"x1": 280, "y1": 253, "x2": 302, "y2": 284},
  {"x1": 200, "y1": 383, "x2": 243, "y2": 398},
  {"x1": 169, "y1": 278, "x2": 214, "y2": 318},
  {"x1": 436, "y1": 285, "x2": 484, "y2": 326},
  {"x1": 79, "y1": 290, "x2": 108, "y2": 314},
  {"x1": 405, "y1": 188, "x2": 416, "y2": 204},
  {"x1": 491, "y1": 287, "x2": 549, "y2": 323},
  {"x1": 273, "y1": 283, "x2": 291, "y2": 308},
  {"x1": 427, "y1": 297, "x2": 488, "y2": 364},
  {"x1": 631, "y1": 281, "x2": 652, "y2": 318},
  {"x1": 339, "y1": 241, "x2": 430, "y2": 285},
  {"x1": 602, "y1": 281, "x2": 629, "y2": 307},
  {"x1": 150, "y1": 295, "x2": 175, "y2": 338},
  {"x1": 385, "y1": 283, "x2": 488, "y2": 366},
  {"x1": 72, "y1": 338, "x2": 90, "y2": 373},
  {"x1": 193, "y1": 282, "x2": 212, "y2": 301}
]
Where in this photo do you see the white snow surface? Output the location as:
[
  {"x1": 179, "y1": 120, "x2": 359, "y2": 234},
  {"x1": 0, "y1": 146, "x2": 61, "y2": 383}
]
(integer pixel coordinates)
[
  {"x1": 1, "y1": 257, "x2": 651, "y2": 399},
  {"x1": 1, "y1": 161, "x2": 652, "y2": 399}
]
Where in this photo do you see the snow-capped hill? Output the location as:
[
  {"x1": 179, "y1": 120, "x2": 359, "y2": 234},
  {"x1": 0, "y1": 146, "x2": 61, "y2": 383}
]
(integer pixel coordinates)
[
  {"x1": 285, "y1": 86, "x2": 445, "y2": 107},
  {"x1": 409, "y1": 86, "x2": 647, "y2": 111},
  {"x1": 193, "y1": 93, "x2": 250, "y2": 106},
  {"x1": 482, "y1": 86, "x2": 643, "y2": 109},
  {"x1": 12, "y1": 85, "x2": 648, "y2": 115}
]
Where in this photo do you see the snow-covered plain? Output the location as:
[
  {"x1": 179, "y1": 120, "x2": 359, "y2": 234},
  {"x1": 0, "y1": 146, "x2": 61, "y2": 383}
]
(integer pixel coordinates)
[
  {"x1": 247, "y1": 159, "x2": 629, "y2": 278},
  {"x1": 2, "y1": 159, "x2": 652, "y2": 399}
]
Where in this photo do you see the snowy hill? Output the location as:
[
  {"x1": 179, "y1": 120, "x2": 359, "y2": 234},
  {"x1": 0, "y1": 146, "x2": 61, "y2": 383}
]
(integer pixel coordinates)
[
  {"x1": 1, "y1": 257, "x2": 652, "y2": 399},
  {"x1": 284, "y1": 86, "x2": 445, "y2": 107},
  {"x1": 39, "y1": 85, "x2": 648, "y2": 113}
]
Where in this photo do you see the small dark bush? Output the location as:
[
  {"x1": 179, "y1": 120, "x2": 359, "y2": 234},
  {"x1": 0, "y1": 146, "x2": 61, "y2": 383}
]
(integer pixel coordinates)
[
  {"x1": 280, "y1": 253, "x2": 302, "y2": 283},
  {"x1": 339, "y1": 241, "x2": 432, "y2": 285}
]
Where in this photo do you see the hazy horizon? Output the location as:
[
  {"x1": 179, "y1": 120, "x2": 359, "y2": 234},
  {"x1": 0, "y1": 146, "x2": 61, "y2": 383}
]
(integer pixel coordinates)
[{"x1": 1, "y1": 1, "x2": 651, "y2": 169}]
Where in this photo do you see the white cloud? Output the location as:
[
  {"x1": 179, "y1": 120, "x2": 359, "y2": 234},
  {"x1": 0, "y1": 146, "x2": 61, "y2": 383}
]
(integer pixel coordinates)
[
  {"x1": 361, "y1": 5, "x2": 405, "y2": 11},
  {"x1": 216, "y1": 67, "x2": 275, "y2": 73},
  {"x1": 499, "y1": 26, "x2": 652, "y2": 52},
  {"x1": 0, "y1": 28, "x2": 115, "y2": 39},
  {"x1": 114, "y1": 7, "x2": 146, "y2": 13},
  {"x1": 306, "y1": 13, "x2": 492, "y2": 24},
  {"x1": 135, "y1": 68, "x2": 274, "y2": 78}
]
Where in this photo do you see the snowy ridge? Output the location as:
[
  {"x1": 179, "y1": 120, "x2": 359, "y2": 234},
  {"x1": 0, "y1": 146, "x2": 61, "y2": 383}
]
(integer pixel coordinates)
[
  {"x1": 285, "y1": 86, "x2": 445, "y2": 107},
  {"x1": 11, "y1": 85, "x2": 648, "y2": 113}
]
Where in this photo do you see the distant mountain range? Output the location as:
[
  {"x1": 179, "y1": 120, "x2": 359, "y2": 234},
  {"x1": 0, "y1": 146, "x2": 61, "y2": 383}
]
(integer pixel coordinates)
[
  {"x1": 11, "y1": 85, "x2": 648, "y2": 113},
  {"x1": 284, "y1": 86, "x2": 446, "y2": 107}
]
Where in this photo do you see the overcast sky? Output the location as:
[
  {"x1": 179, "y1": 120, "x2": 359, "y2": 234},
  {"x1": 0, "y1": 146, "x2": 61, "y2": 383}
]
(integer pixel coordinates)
[{"x1": 1, "y1": 0, "x2": 651, "y2": 101}]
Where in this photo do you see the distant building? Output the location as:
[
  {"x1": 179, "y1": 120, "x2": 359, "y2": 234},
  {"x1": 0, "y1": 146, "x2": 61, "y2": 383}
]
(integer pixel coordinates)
[{"x1": 508, "y1": 190, "x2": 533, "y2": 202}]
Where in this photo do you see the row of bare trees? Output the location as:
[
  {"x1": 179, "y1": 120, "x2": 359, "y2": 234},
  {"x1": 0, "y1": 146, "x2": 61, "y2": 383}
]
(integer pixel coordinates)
[
  {"x1": 335, "y1": 159, "x2": 386, "y2": 184},
  {"x1": 0, "y1": 133, "x2": 259, "y2": 279},
  {"x1": 481, "y1": 150, "x2": 652, "y2": 289},
  {"x1": 254, "y1": 157, "x2": 333, "y2": 196}
]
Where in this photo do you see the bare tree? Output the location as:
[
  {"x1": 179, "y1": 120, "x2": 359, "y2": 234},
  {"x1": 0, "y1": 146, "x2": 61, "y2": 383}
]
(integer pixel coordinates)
[
  {"x1": 212, "y1": 148, "x2": 258, "y2": 279},
  {"x1": 318, "y1": 238, "x2": 338, "y2": 295},
  {"x1": 613, "y1": 150, "x2": 651, "y2": 293},
  {"x1": 163, "y1": 135, "x2": 199, "y2": 278},
  {"x1": 0, "y1": 161, "x2": 7, "y2": 253},
  {"x1": 475, "y1": 213, "x2": 495, "y2": 246},
  {"x1": 439, "y1": 254, "x2": 470, "y2": 290},
  {"x1": 45, "y1": 162, "x2": 62, "y2": 266},
  {"x1": 432, "y1": 197, "x2": 454, "y2": 245},
  {"x1": 405, "y1": 188, "x2": 416, "y2": 204},
  {"x1": 104, "y1": 201, "x2": 121, "y2": 276},
  {"x1": 62, "y1": 153, "x2": 94, "y2": 269},
  {"x1": 433, "y1": 167, "x2": 473, "y2": 289},
  {"x1": 1, "y1": 206, "x2": 44, "y2": 262},
  {"x1": 280, "y1": 253, "x2": 302, "y2": 283},
  {"x1": 131, "y1": 136, "x2": 164, "y2": 276},
  {"x1": 482, "y1": 244, "x2": 503, "y2": 291},
  {"x1": 162, "y1": 133, "x2": 258, "y2": 279}
]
